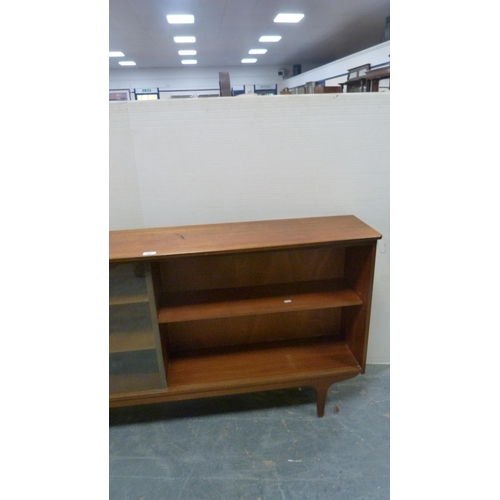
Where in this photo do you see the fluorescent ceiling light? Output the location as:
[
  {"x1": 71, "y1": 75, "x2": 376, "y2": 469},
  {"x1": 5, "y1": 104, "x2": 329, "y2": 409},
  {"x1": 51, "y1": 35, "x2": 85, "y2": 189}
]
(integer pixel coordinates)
[
  {"x1": 109, "y1": 51, "x2": 124, "y2": 57},
  {"x1": 178, "y1": 50, "x2": 196, "y2": 56},
  {"x1": 241, "y1": 58, "x2": 257, "y2": 64},
  {"x1": 259, "y1": 36, "x2": 282, "y2": 42},
  {"x1": 167, "y1": 15, "x2": 194, "y2": 24},
  {"x1": 249, "y1": 49, "x2": 267, "y2": 54},
  {"x1": 274, "y1": 13, "x2": 304, "y2": 23},
  {"x1": 181, "y1": 59, "x2": 197, "y2": 65},
  {"x1": 174, "y1": 36, "x2": 196, "y2": 43},
  {"x1": 119, "y1": 61, "x2": 136, "y2": 66}
]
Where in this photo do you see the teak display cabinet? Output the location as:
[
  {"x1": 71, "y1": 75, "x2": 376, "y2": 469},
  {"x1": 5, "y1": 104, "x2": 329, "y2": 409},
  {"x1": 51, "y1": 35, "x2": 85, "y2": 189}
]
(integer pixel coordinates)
[{"x1": 109, "y1": 215, "x2": 382, "y2": 417}]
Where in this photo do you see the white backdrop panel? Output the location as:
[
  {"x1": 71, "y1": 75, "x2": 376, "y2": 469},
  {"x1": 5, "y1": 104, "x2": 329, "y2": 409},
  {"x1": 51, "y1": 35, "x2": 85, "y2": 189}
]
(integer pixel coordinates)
[{"x1": 109, "y1": 93, "x2": 389, "y2": 362}]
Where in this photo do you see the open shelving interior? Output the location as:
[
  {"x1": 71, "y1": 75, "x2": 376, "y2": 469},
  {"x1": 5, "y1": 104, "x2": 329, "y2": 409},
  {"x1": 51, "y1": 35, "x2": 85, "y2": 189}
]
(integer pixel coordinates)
[
  {"x1": 158, "y1": 278, "x2": 362, "y2": 323},
  {"x1": 164, "y1": 337, "x2": 361, "y2": 393},
  {"x1": 153, "y1": 243, "x2": 368, "y2": 394}
]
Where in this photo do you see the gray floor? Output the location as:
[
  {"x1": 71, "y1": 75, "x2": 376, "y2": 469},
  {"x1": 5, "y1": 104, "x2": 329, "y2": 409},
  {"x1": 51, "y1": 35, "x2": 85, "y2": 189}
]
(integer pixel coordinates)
[{"x1": 110, "y1": 364, "x2": 389, "y2": 500}]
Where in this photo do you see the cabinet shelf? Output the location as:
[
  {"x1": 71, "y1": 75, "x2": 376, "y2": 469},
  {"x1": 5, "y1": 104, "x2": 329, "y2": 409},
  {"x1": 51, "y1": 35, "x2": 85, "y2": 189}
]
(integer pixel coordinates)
[
  {"x1": 110, "y1": 372, "x2": 165, "y2": 394},
  {"x1": 109, "y1": 294, "x2": 149, "y2": 306},
  {"x1": 109, "y1": 331, "x2": 156, "y2": 353},
  {"x1": 158, "y1": 279, "x2": 361, "y2": 323},
  {"x1": 166, "y1": 338, "x2": 361, "y2": 392}
]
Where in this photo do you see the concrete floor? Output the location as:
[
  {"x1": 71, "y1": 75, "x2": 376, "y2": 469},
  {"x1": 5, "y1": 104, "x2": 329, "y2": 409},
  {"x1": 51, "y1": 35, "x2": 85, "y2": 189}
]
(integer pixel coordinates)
[{"x1": 109, "y1": 364, "x2": 389, "y2": 500}]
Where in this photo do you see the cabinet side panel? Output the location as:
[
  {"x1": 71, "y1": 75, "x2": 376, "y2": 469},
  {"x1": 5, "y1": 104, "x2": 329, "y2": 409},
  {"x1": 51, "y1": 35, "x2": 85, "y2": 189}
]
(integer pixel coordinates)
[
  {"x1": 158, "y1": 324, "x2": 170, "y2": 380},
  {"x1": 160, "y1": 246, "x2": 345, "y2": 292},
  {"x1": 342, "y1": 243, "x2": 377, "y2": 369},
  {"x1": 168, "y1": 309, "x2": 342, "y2": 352},
  {"x1": 145, "y1": 268, "x2": 167, "y2": 388},
  {"x1": 150, "y1": 261, "x2": 163, "y2": 310}
]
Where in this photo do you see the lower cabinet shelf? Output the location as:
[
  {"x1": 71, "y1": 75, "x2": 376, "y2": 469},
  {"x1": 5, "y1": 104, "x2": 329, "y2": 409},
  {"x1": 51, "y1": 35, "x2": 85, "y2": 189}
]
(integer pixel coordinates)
[
  {"x1": 167, "y1": 337, "x2": 361, "y2": 390},
  {"x1": 109, "y1": 215, "x2": 382, "y2": 416},
  {"x1": 109, "y1": 337, "x2": 362, "y2": 417},
  {"x1": 109, "y1": 372, "x2": 166, "y2": 394},
  {"x1": 109, "y1": 331, "x2": 156, "y2": 353}
]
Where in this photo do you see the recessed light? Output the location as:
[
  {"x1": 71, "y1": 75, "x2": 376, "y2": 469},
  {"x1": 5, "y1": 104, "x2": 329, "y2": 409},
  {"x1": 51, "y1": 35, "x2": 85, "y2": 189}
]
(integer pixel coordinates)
[
  {"x1": 274, "y1": 13, "x2": 304, "y2": 23},
  {"x1": 259, "y1": 36, "x2": 282, "y2": 42},
  {"x1": 242, "y1": 58, "x2": 257, "y2": 64},
  {"x1": 174, "y1": 36, "x2": 196, "y2": 43},
  {"x1": 181, "y1": 59, "x2": 197, "y2": 65},
  {"x1": 249, "y1": 49, "x2": 267, "y2": 54},
  {"x1": 109, "y1": 51, "x2": 124, "y2": 57},
  {"x1": 178, "y1": 50, "x2": 197, "y2": 56},
  {"x1": 119, "y1": 61, "x2": 136, "y2": 66},
  {"x1": 167, "y1": 15, "x2": 194, "y2": 24}
]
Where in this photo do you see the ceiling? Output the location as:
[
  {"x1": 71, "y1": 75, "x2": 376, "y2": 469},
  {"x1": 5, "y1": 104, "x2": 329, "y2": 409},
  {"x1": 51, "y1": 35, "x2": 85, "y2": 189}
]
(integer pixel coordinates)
[{"x1": 109, "y1": 0, "x2": 390, "y2": 71}]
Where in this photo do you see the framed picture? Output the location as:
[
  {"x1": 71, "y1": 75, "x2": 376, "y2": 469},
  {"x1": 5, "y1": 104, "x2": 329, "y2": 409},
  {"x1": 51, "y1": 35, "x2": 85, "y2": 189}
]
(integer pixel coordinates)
[{"x1": 109, "y1": 89, "x2": 131, "y2": 101}]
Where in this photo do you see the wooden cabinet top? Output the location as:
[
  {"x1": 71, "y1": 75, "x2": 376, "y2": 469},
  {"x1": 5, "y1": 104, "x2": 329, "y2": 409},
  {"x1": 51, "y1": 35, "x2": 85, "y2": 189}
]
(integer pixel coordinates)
[{"x1": 109, "y1": 215, "x2": 382, "y2": 262}]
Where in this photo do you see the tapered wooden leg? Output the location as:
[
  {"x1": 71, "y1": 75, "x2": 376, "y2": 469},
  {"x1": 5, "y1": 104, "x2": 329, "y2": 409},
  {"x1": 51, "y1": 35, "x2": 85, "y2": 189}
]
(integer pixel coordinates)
[{"x1": 314, "y1": 383, "x2": 330, "y2": 418}]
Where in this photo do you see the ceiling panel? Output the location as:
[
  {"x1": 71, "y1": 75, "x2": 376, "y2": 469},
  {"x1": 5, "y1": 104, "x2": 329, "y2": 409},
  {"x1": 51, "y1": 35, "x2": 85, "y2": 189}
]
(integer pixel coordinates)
[{"x1": 109, "y1": 0, "x2": 390, "y2": 70}]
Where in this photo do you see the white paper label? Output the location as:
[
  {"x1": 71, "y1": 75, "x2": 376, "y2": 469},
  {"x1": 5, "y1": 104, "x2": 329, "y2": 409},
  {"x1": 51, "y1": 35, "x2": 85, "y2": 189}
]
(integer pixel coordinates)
[{"x1": 142, "y1": 251, "x2": 157, "y2": 256}]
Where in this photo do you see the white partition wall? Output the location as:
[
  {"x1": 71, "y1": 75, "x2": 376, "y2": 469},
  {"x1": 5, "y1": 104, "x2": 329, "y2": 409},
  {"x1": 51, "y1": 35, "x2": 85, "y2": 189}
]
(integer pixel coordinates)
[
  {"x1": 109, "y1": 93, "x2": 389, "y2": 362},
  {"x1": 109, "y1": 103, "x2": 145, "y2": 230}
]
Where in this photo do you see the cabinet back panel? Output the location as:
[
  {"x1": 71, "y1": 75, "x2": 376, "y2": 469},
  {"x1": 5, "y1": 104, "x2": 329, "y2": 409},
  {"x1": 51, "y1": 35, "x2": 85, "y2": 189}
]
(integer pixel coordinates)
[
  {"x1": 167, "y1": 309, "x2": 342, "y2": 353},
  {"x1": 159, "y1": 246, "x2": 345, "y2": 292}
]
